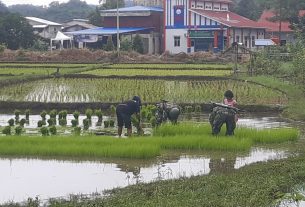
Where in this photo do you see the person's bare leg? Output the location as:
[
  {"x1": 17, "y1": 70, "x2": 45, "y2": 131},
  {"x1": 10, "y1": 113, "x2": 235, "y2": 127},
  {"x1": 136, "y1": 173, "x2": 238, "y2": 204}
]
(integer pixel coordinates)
[
  {"x1": 118, "y1": 127, "x2": 123, "y2": 137},
  {"x1": 127, "y1": 128, "x2": 132, "y2": 137}
]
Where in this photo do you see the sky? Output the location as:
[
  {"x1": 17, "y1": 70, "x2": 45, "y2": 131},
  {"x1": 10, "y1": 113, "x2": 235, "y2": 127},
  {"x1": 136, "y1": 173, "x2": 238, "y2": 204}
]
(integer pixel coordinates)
[{"x1": 1, "y1": 0, "x2": 99, "y2": 7}]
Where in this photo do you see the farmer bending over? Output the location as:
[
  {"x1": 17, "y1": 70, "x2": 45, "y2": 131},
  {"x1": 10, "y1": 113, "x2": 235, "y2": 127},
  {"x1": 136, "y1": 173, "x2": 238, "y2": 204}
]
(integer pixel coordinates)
[
  {"x1": 209, "y1": 90, "x2": 238, "y2": 136},
  {"x1": 116, "y1": 96, "x2": 142, "y2": 137}
]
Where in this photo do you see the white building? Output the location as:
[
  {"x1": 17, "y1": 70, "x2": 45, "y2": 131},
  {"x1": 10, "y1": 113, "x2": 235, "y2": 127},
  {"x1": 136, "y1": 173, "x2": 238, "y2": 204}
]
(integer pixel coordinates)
[
  {"x1": 133, "y1": 0, "x2": 162, "y2": 7},
  {"x1": 164, "y1": 0, "x2": 266, "y2": 53},
  {"x1": 25, "y1": 17, "x2": 62, "y2": 39}
]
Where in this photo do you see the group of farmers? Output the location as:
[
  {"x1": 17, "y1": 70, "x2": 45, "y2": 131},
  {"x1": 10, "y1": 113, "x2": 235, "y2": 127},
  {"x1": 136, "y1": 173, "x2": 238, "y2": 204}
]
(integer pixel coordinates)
[{"x1": 115, "y1": 90, "x2": 239, "y2": 137}]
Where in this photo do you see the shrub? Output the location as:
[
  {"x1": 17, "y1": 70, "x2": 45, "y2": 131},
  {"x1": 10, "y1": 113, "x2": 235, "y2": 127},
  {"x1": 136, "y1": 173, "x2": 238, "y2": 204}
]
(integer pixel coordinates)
[
  {"x1": 132, "y1": 34, "x2": 144, "y2": 54},
  {"x1": 120, "y1": 38, "x2": 132, "y2": 51},
  {"x1": 104, "y1": 36, "x2": 114, "y2": 51},
  {"x1": 49, "y1": 126, "x2": 57, "y2": 135},
  {"x1": 40, "y1": 127, "x2": 49, "y2": 136},
  {"x1": 2, "y1": 126, "x2": 11, "y2": 135},
  {"x1": 15, "y1": 126, "x2": 23, "y2": 135},
  {"x1": 8, "y1": 118, "x2": 14, "y2": 126}
]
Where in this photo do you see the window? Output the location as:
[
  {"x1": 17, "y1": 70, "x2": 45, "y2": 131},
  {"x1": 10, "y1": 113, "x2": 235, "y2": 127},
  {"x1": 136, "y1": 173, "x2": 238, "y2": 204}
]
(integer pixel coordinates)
[
  {"x1": 236, "y1": 35, "x2": 240, "y2": 43},
  {"x1": 252, "y1": 36, "x2": 255, "y2": 47},
  {"x1": 213, "y1": 6, "x2": 220, "y2": 10},
  {"x1": 205, "y1": 5, "x2": 212, "y2": 9},
  {"x1": 191, "y1": 40, "x2": 195, "y2": 47},
  {"x1": 244, "y1": 36, "x2": 248, "y2": 47},
  {"x1": 174, "y1": 36, "x2": 180, "y2": 47}
]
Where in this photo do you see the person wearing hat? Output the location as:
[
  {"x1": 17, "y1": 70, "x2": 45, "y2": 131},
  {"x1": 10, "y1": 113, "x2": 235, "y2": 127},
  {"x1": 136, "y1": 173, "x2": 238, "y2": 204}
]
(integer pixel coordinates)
[
  {"x1": 209, "y1": 90, "x2": 238, "y2": 136},
  {"x1": 116, "y1": 96, "x2": 142, "y2": 137}
]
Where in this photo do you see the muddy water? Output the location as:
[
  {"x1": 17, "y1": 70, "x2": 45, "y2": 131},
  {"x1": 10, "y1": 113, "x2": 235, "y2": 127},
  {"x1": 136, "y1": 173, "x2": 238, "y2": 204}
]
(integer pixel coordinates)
[
  {"x1": 0, "y1": 112, "x2": 299, "y2": 204},
  {"x1": 0, "y1": 148, "x2": 289, "y2": 204},
  {"x1": 0, "y1": 112, "x2": 291, "y2": 131}
]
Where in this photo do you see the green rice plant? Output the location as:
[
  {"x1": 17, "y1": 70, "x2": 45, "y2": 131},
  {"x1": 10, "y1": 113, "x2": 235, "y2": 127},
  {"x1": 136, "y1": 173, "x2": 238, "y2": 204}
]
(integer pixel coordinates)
[
  {"x1": 109, "y1": 120, "x2": 115, "y2": 127},
  {"x1": 95, "y1": 109, "x2": 103, "y2": 123},
  {"x1": 40, "y1": 110, "x2": 47, "y2": 120},
  {"x1": 73, "y1": 111, "x2": 80, "y2": 120},
  {"x1": 14, "y1": 109, "x2": 21, "y2": 123},
  {"x1": 194, "y1": 105, "x2": 202, "y2": 113},
  {"x1": 15, "y1": 126, "x2": 23, "y2": 135},
  {"x1": 83, "y1": 119, "x2": 90, "y2": 130},
  {"x1": 85, "y1": 109, "x2": 93, "y2": 121},
  {"x1": 49, "y1": 126, "x2": 57, "y2": 135},
  {"x1": 110, "y1": 105, "x2": 116, "y2": 116},
  {"x1": 235, "y1": 127, "x2": 299, "y2": 144},
  {"x1": 49, "y1": 109, "x2": 57, "y2": 119},
  {"x1": 47, "y1": 118, "x2": 56, "y2": 126},
  {"x1": 59, "y1": 119, "x2": 67, "y2": 126},
  {"x1": 37, "y1": 120, "x2": 46, "y2": 127},
  {"x1": 8, "y1": 118, "x2": 14, "y2": 126},
  {"x1": 150, "y1": 117, "x2": 157, "y2": 128},
  {"x1": 19, "y1": 118, "x2": 26, "y2": 127},
  {"x1": 71, "y1": 119, "x2": 78, "y2": 127},
  {"x1": 104, "y1": 120, "x2": 109, "y2": 128},
  {"x1": 184, "y1": 106, "x2": 193, "y2": 113},
  {"x1": 73, "y1": 127, "x2": 81, "y2": 136},
  {"x1": 154, "y1": 123, "x2": 211, "y2": 137},
  {"x1": 2, "y1": 126, "x2": 11, "y2": 135},
  {"x1": 58, "y1": 110, "x2": 67, "y2": 119},
  {"x1": 25, "y1": 109, "x2": 30, "y2": 120},
  {"x1": 40, "y1": 127, "x2": 49, "y2": 136}
]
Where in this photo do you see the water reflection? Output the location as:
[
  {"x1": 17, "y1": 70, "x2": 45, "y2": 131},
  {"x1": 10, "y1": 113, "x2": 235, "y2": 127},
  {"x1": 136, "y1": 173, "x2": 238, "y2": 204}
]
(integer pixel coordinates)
[{"x1": 0, "y1": 148, "x2": 287, "y2": 204}]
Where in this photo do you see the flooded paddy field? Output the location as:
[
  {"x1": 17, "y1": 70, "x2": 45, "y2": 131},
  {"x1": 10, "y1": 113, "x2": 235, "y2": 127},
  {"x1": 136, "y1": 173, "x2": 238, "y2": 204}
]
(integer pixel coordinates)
[{"x1": 0, "y1": 112, "x2": 301, "y2": 204}]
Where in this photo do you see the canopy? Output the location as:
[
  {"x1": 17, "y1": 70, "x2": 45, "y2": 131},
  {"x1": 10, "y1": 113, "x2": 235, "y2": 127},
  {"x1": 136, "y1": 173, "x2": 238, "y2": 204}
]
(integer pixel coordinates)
[{"x1": 50, "y1": 31, "x2": 73, "y2": 51}]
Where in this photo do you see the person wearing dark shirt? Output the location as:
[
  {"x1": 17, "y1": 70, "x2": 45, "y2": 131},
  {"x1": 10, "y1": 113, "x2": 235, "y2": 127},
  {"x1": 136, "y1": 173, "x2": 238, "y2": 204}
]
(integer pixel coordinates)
[{"x1": 116, "y1": 96, "x2": 142, "y2": 137}]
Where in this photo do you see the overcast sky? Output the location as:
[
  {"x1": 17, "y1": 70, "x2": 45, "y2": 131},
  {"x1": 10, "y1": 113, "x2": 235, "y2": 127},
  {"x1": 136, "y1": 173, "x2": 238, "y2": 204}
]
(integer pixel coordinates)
[{"x1": 2, "y1": 0, "x2": 99, "y2": 7}]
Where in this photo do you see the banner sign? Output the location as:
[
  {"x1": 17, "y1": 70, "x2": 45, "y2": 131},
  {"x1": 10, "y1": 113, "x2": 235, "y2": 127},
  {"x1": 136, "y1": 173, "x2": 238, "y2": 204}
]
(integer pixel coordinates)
[
  {"x1": 189, "y1": 30, "x2": 213, "y2": 38},
  {"x1": 174, "y1": 5, "x2": 184, "y2": 27}
]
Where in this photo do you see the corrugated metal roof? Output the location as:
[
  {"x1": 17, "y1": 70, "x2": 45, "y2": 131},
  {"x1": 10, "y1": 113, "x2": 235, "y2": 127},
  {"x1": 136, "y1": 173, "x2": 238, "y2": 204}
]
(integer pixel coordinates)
[
  {"x1": 65, "y1": 27, "x2": 152, "y2": 35},
  {"x1": 25, "y1": 17, "x2": 62, "y2": 26},
  {"x1": 190, "y1": 9, "x2": 266, "y2": 29},
  {"x1": 257, "y1": 10, "x2": 305, "y2": 32},
  {"x1": 102, "y1": 6, "x2": 163, "y2": 13}
]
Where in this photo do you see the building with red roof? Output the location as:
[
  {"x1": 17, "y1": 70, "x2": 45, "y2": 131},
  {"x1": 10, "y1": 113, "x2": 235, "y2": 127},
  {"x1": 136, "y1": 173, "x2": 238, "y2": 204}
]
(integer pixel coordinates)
[
  {"x1": 164, "y1": 0, "x2": 266, "y2": 53},
  {"x1": 258, "y1": 10, "x2": 305, "y2": 45}
]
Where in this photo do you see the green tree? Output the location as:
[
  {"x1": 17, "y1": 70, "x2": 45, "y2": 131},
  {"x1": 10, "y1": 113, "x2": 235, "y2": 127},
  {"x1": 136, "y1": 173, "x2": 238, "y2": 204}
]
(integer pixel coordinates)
[
  {"x1": 0, "y1": 13, "x2": 36, "y2": 50},
  {"x1": 120, "y1": 38, "x2": 132, "y2": 51},
  {"x1": 0, "y1": 0, "x2": 8, "y2": 13},
  {"x1": 100, "y1": 0, "x2": 125, "y2": 10},
  {"x1": 132, "y1": 34, "x2": 144, "y2": 54},
  {"x1": 234, "y1": 0, "x2": 262, "y2": 20},
  {"x1": 88, "y1": 6, "x2": 104, "y2": 27},
  {"x1": 104, "y1": 36, "x2": 114, "y2": 51}
]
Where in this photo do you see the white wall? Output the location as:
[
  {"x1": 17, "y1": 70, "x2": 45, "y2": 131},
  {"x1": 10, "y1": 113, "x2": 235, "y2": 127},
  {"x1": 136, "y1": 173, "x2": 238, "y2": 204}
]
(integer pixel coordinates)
[{"x1": 166, "y1": 29, "x2": 188, "y2": 54}]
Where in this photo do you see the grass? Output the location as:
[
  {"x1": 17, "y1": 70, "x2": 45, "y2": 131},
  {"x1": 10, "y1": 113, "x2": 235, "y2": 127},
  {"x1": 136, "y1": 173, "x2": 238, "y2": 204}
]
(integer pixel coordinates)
[
  {"x1": 0, "y1": 123, "x2": 299, "y2": 159},
  {"x1": 81, "y1": 68, "x2": 232, "y2": 77},
  {"x1": 240, "y1": 75, "x2": 305, "y2": 120}
]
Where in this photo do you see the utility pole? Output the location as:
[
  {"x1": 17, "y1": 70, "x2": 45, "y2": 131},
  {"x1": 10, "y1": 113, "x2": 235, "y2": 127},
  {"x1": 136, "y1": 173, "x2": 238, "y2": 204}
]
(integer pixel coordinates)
[
  {"x1": 278, "y1": 0, "x2": 282, "y2": 45},
  {"x1": 116, "y1": 0, "x2": 120, "y2": 58}
]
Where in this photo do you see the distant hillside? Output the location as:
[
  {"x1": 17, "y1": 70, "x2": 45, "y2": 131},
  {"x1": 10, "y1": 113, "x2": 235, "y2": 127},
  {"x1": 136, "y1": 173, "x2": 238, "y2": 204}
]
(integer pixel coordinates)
[{"x1": 8, "y1": 0, "x2": 95, "y2": 23}]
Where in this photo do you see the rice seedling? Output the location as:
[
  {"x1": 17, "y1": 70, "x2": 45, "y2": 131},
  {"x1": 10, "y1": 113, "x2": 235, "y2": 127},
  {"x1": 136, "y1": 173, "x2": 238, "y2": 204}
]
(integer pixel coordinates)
[{"x1": 0, "y1": 78, "x2": 287, "y2": 105}]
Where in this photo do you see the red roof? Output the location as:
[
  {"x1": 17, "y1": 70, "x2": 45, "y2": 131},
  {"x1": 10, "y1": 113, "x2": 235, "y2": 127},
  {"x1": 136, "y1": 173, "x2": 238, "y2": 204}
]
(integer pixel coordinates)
[
  {"x1": 258, "y1": 10, "x2": 305, "y2": 32},
  {"x1": 190, "y1": 9, "x2": 265, "y2": 29}
]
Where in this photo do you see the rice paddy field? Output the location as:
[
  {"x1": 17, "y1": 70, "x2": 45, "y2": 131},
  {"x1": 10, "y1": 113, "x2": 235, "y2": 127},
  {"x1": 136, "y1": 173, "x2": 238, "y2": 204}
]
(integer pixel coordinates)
[
  {"x1": 0, "y1": 62, "x2": 303, "y2": 206},
  {"x1": 0, "y1": 78, "x2": 287, "y2": 104}
]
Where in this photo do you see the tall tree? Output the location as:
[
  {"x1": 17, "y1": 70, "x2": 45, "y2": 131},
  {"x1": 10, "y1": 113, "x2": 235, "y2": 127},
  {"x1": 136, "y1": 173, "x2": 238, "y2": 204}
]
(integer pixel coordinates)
[
  {"x1": 0, "y1": 13, "x2": 36, "y2": 50},
  {"x1": 0, "y1": 0, "x2": 8, "y2": 13},
  {"x1": 88, "y1": 6, "x2": 104, "y2": 26},
  {"x1": 100, "y1": 0, "x2": 125, "y2": 10},
  {"x1": 234, "y1": 0, "x2": 262, "y2": 20}
]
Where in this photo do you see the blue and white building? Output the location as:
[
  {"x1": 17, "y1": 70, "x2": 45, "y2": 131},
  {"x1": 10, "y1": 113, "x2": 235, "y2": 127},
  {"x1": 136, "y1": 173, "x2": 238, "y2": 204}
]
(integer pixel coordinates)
[{"x1": 164, "y1": 0, "x2": 266, "y2": 53}]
